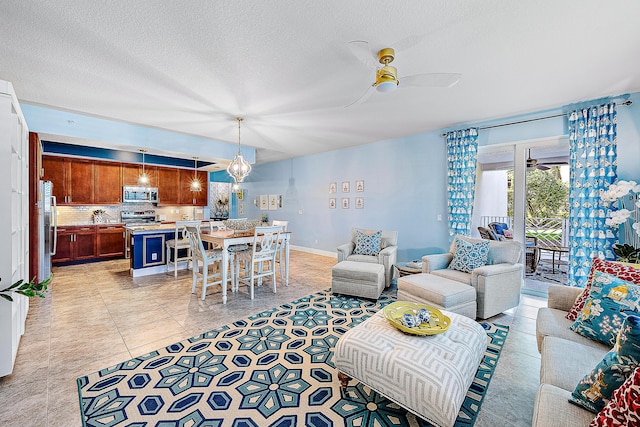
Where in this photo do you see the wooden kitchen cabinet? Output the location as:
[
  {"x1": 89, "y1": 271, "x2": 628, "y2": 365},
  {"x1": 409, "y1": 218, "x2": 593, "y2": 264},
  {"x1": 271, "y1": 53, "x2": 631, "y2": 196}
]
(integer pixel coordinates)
[
  {"x1": 41, "y1": 156, "x2": 67, "y2": 202},
  {"x1": 122, "y1": 163, "x2": 158, "y2": 187},
  {"x1": 68, "y1": 159, "x2": 94, "y2": 204},
  {"x1": 157, "y1": 166, "x2": 180, "y2": 205},
  {"x1": 42, "y1": 155, "x2": 95, "y2": 204},
  {"x1": 94, "y1": 161, "x2": 122, "y2": 204},
  {"x1": 179, "y1": 169, "x2": 209, "y2": 206},
  {"x1": 97, "y1": 225, "x2": 125, "y2": 258},
  {"x1": 52, "y1": 226, "x2": 96, "y2": 263}
]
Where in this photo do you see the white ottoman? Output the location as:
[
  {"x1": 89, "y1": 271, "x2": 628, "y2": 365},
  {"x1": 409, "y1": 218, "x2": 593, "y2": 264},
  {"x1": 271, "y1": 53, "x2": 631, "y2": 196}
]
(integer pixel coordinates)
[
  {"x1": 335, "y1": 309, "x2": 487, "y2": 427},
  {"x1": 398, "y1": 273, "x2": 477, "y2": 319},
  {"x1": 332, "y1": 261, "x2": 385, "y2": 300}
]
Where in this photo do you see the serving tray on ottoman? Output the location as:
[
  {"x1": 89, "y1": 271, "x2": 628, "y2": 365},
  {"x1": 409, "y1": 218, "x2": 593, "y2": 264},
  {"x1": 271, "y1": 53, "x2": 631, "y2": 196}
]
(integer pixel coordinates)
[{"x1": 334, "y1": 308, "x2": 487, "y2": 427}]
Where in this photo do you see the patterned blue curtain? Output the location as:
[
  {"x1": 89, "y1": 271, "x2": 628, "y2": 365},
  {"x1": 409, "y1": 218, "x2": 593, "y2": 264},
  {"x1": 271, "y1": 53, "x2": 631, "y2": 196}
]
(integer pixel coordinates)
[
  {"x1": 567, "y1": 102, "x2": 617, "y2": 287},
  {"x1": 446, "y1": 128, "x2": 479, "y2": 241}
]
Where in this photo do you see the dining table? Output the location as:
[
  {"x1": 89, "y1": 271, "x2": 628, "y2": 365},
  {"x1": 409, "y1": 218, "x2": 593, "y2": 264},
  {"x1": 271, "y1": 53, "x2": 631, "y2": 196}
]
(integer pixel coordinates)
[{"x1": 200, "y1": 230, "x2": 291, "y2": 304}]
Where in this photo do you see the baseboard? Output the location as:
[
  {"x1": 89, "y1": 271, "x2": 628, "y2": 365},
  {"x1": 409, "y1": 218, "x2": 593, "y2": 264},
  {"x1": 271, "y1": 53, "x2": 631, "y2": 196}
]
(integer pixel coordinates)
[{"x1": 290, "y1": 245, "x2": 337, "y2": 258}]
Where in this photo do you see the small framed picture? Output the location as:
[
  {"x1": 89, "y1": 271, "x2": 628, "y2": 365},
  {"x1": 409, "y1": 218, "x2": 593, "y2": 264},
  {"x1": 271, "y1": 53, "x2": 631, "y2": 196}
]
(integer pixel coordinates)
[
  {"x1": 342, "y1": 181, "x2": 350, "y2": 193},
  {"x1": 342, "y1": 197, "x2": 350, "y2": 209},
  {"x1": 238, "y1": 203, "x2": 245, "y2": 215},
  {"x1": 259, "y1": 195, "x2": 268, "y2": 210},
  {"x1": 355, "y1": 180, "x2": 364, "y2": 192},
  {"x1": 329, "y1": 182, "x2": 337, "y2": 194},
  {"x1": 268, "y1": 194, "x2": 278, "y2": 210},
  {"x1": 355, "y1": 197, "x2": 364, "y2": 209},
  {"x1": 329, "y1": 198, "x2": 336, "y2": 209},
  {"x1": 237, "y1": 189, "x2": 245, "y2": 200}
]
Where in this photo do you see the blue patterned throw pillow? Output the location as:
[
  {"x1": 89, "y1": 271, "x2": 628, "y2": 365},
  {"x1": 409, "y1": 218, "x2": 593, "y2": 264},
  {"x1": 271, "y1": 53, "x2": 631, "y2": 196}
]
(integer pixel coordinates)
[
  {"x1": 569, "y1": 315, "x2": 640, "y2": 413},
  {"x1": 448, "y1": 237, "x2": 489, "y2": 273},
  {"x1": 569, "y1": 271, "x2": 640, "y2": 346},
  {"x1": 353, "y1": 229, "x2": 382, "y2": 256}
]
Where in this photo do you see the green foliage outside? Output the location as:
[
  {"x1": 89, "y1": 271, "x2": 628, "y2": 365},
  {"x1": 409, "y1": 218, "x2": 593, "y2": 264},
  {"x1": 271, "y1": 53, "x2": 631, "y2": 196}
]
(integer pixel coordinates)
[{"x1": 507, "y1": 168, "x2": 569, "y2": 219}]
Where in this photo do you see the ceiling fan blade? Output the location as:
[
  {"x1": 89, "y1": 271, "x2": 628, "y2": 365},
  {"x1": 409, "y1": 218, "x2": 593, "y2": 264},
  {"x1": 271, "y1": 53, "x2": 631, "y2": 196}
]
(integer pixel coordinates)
[
  {"x1": 400, "y1": 73, "x2": 462, "y2": 88},
  {"x1": 344, "y1": 84, "x2": 375, "y2": 108},
  {"x1": 347, "y1": 40, "x2": 378, "y2": 70}
]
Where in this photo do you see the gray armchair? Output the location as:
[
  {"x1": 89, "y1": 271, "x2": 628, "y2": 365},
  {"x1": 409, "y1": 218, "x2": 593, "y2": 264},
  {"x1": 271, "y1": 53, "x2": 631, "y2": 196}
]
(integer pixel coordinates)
[
  {"x1": 422, "y1": 236, "x2": 523, "y2": 319},
  {"x1": 337, "y1": 228, "x2": 398, "y2": 287}
]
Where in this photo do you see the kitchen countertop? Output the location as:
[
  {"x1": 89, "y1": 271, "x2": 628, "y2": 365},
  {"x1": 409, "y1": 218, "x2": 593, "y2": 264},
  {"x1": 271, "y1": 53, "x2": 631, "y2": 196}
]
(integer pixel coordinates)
[{"x1": 126, "y1": 221, "x2": 210, "y2": 234}]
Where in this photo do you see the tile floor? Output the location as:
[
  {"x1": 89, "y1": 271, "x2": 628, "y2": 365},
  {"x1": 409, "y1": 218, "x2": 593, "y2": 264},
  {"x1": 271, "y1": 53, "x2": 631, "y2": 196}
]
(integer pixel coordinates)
[{"x1": 0, "y1": 251, "x2": 545, "y2": 426}]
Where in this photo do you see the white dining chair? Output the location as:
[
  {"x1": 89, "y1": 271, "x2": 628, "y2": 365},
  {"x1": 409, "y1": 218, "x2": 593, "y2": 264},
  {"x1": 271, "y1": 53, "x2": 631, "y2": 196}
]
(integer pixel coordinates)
[
  {"x1": 184, "y1": 225, "x2": 224, "y2": 300},
  {"x1": 234, "y1": 226, "x2": 281, "y2": 299},
  {"x1": 166, "y1": 220, "x2": 201, "y2": 277},
  {"x1": 271, "y1": 220, "x2": 288, "y2": 280}
]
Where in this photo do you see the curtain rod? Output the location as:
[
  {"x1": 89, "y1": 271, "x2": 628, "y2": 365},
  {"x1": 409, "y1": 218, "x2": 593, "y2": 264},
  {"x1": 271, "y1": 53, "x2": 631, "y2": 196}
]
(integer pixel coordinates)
[{"x1": 441, "y1": 100, "x2": 633, "y2": 137}]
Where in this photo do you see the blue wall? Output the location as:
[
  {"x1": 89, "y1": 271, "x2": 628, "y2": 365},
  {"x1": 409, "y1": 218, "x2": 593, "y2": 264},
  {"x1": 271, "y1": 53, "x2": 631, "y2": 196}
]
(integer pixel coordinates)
[{"x1": 214, "y1": 92, "x2": 640, "y2": 260}]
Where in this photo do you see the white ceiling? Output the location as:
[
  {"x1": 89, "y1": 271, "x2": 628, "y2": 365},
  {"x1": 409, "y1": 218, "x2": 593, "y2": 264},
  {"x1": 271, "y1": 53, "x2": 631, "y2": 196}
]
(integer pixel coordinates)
[{"x1": 2, "y1": 1, "x2": 640, "y2": 166}]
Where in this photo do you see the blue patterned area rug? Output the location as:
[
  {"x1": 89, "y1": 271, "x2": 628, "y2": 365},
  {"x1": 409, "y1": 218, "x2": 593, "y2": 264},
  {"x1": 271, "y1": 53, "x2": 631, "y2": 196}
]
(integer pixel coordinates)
[{"x1": 77, "y1": 290, "x2": 508, "y2": 427}]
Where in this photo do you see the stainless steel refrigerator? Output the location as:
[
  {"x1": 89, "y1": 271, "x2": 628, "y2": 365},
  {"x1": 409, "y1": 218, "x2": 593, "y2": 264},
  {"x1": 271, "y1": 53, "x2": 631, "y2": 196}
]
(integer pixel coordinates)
[{"x1": 38, "y1": 180, "x2": 57, "y2": 281}]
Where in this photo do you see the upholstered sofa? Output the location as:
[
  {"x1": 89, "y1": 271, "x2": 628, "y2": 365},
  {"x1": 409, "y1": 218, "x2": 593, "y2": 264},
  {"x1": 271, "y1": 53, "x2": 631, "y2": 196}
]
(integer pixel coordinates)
[
  {"x1": 533, "y1": 285, "x2": 610, "y2": 426},
  {"x1": 421, "y1": 236, "x2": 523, "y2": 319},
  {"x1": 337, "y1": 228, "x2": 398, "y2": 287}
]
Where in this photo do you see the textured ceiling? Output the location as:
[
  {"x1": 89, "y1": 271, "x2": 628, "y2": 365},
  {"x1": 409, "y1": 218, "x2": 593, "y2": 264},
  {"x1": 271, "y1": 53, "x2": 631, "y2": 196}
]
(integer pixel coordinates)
[{"x1": 2, "y1": 0, "x2": 640, "y2": 166}]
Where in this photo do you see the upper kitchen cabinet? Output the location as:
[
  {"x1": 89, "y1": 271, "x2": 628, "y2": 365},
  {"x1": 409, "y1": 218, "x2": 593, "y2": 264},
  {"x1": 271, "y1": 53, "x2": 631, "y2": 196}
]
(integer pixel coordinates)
[
  {"x1": 122, "y1": 163, "x2": 158, "y2": 187},
  {"x1": 94, "y1": 160, "x2": 122, "y2": 204},
  {"x1": 179, "y1": 169, "x2": 209, "y2": 206},
  {"x1": 157, "y1": 166, "x2": 179, "y2": 205},
  {"x1": 42, "y1": 155, "x2": 94, "y2": 204}
]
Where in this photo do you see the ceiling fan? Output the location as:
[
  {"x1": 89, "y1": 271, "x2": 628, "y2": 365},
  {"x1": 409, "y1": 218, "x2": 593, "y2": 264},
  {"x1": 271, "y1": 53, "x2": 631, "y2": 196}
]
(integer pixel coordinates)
[
  {"x1": 526, "y1": 149, "x2": 568, "y2": 171},
  {"x1": 345, "y1": 40, "x2": 462, "y2": 108}
]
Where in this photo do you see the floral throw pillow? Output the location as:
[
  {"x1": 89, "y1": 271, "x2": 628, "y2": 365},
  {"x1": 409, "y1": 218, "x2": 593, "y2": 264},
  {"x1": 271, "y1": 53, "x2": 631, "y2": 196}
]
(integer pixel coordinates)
[
  {"x1": 567, "y1": 258, "x2": 640, "y2": 321},
  {"x1": 448, "y1": 237, "x2": 490, "y2": 273},
  {"x1": 590, "y1": 365, "x2": 640, "y2": 426},
  {"x1": 569, "y1": 272, "x2": 640, "y2": 346},
  {"x1": 570, "y1": 315, "x2": 640, "y2": 414},
  {"x1": 353, "y1": 229, "x2": 382, "y2": 256}
]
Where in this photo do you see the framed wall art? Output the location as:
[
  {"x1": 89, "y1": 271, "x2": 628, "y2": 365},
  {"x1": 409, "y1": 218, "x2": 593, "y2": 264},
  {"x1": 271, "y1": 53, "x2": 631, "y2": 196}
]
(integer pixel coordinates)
[
  {"x1": 329, "y1": 198, "x2": 336, "y2": 209},
  {"x1": 342, "y1": 181, "x2": 350, "y2": 193},
  {"x1": 342, "y1": 197, "x2": 350, "y2": 209},
  {"x1": 259, "y1": 195, "x2": 268, "y2": 210},
  {"x1": 355, "y1": 197, "x2": 364, "y2": 209},
  {"x1": 268, "y1": 194, "x2": 278, "y2": 210},
  {"x1": 355, "y1": 180, "x2": 364, "y2": 192},
  {"x1": 329, "y1": 182, "x2": 337, "y2": 193}
]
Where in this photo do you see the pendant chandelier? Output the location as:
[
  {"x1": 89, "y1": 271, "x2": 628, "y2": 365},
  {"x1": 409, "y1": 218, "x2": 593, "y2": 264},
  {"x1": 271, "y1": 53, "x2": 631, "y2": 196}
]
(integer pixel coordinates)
[
  {"x1": 138, "y1": 149, "x2": 149, "y2": 185},
  {"x1": 226, "y1": 117, "x2": 251, "y2": 186},
  {"x1": 190, "y1": 156, "x2": 202, "y2": 191}
]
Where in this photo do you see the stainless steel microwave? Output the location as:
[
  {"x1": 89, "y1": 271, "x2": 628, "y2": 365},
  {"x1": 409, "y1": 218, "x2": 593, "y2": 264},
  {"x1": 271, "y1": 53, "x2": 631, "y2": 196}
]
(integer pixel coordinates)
[{"x1": 122, "y1": 186, "x2": 159, "y2": 203}]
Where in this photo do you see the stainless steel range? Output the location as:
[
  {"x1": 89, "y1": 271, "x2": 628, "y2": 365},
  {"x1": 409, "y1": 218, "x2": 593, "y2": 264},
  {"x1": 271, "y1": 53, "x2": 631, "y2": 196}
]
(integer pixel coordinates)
[
  {"x1": 121, "y1": 210, "x2": 158, "y2": 225},
  {"x1": 121, "y1": 210, "x2": 158, "y2": 258}
]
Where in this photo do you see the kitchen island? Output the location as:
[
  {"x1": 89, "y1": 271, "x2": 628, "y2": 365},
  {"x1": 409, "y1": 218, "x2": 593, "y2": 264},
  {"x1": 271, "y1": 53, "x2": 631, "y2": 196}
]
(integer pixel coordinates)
[{"x1": 127, "y1": 222, "x2": 206, "y2": 277}]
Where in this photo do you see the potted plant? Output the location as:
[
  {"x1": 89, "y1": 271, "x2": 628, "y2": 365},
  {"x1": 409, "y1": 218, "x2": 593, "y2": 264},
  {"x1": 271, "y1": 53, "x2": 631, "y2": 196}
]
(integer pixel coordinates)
[{"x1": 0, "y1": 276, "x2": 51, "y2": 302}]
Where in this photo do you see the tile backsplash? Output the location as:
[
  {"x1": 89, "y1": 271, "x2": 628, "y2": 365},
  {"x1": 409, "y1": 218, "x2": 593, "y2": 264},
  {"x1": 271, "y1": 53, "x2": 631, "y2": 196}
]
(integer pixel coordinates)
[{"x1": 56, "y1": 204, "x2": 209, "y2": 225}]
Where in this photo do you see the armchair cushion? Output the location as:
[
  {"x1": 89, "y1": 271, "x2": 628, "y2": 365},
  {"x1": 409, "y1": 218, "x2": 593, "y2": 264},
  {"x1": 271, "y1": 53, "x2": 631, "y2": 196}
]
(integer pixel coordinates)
[
  {"x1": 353, "y1": 229, "x2": 382, "y2": 255},
  {"x1": 450, "y1": 235, "x2": 521, "y2": 265},
  {"x1": 449, "y1": 238, "x2": 489, "y2": 273},
  {"x1": 338, "y1": 228, "x2": 398, "y2": 287}
]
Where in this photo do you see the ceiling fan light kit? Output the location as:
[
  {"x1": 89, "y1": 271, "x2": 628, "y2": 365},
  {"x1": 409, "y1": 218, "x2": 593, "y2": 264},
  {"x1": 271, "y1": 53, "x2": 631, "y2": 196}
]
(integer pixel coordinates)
[{"x1": 345, "y1": 41, "x2": 461, "y2": 107}]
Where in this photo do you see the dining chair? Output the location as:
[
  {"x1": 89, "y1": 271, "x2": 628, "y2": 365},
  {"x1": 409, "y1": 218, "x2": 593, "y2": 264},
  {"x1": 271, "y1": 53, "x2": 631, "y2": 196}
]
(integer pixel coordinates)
[
  {"x1": 166, "y1": 220, "x2": 201, "y2": 277},
  {"x1": 184, "y1": 225, "x2": 225, "y2": 300},
  {"x1": 234, "y1": 226, "x2": 281, "y2": 299},
  {"x1": 271, "y1": 220, "x2": 288, "y2": 280}
]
